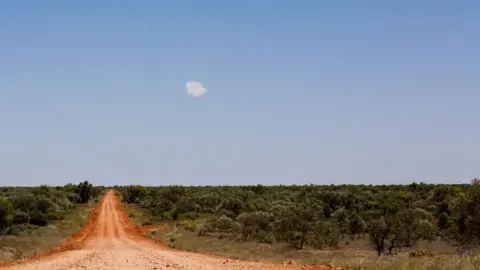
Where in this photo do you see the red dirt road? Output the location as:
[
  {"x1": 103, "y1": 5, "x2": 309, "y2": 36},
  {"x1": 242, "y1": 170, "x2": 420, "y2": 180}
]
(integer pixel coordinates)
[{"x1": 1, "y1": 190, "x2": 338, "y2": 270}]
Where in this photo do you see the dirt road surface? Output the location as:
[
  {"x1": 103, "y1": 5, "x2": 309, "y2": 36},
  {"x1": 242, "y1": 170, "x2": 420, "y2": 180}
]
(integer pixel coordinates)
[{"x1": 1, "y1": 190, "x2": 338, "y2": 270}]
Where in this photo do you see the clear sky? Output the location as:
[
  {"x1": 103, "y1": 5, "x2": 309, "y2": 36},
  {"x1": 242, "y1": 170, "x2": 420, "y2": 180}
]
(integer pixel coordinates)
[{"x1": 1, "y1": 1, "x2": 479, "y2": 186}]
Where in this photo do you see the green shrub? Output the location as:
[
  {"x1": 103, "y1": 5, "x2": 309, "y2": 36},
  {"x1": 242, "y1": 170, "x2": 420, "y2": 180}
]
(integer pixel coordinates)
[
  {"x1": 0, "y1": 198, "x2": 13, "y2": 233},
  {"x1": 36, "y1": 197, "x2": 54, "y2": 214},
  {"x1": 67, "y1": 193, "x2": 82, "y2": 204},
  {"x1": 257, "y1": 232, "x2": 276, "y2": 244},
  {"x1": 12, "y1": 211, "x2": 29, "y2": 224},
  {"x1": 29, "y1": 211, "x2": 48, "y2": 226},
  {"x1": 9, "y1": 194, "x2": 37, "y2": 213},
  {"x1": 160, "y1": 212, "x2": 173, "y2": 221}
]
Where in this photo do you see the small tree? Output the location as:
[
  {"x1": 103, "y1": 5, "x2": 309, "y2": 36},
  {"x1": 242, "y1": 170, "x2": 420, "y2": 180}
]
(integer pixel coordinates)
[
  {"x1": 368, "y1": 216, "x2": 393, "y2": 256},
  {"x1": 450, "y1": 179, "x2": 480, "y2": 250},
  {"x1": 0, "y1": 199, "x2": 13, "y2": 234},
  {"x1": 123, "y1": 185, "x2": 147, "y2": 204},
  {"x1": 29, "y1": 211, "x2": 48, "y2": 226},
  {"x1": 331, "y1": 207, "x2": 350, "y2": 241},
  {"x1": 348, "y1": 213, "x2": 367, "y2": 240},
  {"x1": 236, "y1": 211, "x2": 273, "y2": 241},
  {"x1": 396, "y1": 208, "x2": 436, "y2": 247},
  {"x1": 277, "y1": 202, "x2": 319, "y2": 249},
  {"x1": 76, "y1": 181, "x2": 94, "y2": 203},
  {"x1": 309, "y1": 220, "x2": 341, "y2": 249}
]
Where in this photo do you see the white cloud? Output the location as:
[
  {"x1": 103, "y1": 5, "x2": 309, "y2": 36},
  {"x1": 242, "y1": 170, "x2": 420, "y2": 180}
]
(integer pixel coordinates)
[{"x1": 186, "y1": 81, "x2": 207, "y2": 97}]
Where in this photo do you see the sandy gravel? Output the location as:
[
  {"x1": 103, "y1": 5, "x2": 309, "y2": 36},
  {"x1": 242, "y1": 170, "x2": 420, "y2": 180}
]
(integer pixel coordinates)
[{"x1": 0, "y1": 191, "x2": 337, "y2": 270}]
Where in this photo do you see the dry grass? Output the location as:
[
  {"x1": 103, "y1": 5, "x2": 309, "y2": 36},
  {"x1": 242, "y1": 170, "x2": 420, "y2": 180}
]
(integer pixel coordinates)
[{"x1": 0, "y1": 203, "x2": 93, "y2": 262}]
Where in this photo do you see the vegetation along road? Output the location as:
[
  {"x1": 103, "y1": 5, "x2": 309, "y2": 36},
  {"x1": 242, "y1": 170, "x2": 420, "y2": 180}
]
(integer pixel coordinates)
[
  {"x1": 0, "y1": 190, "x2": 335, "y2": 270},
  {"x1": 2, "y1": 180, "x2": 480, "y2": 269}
]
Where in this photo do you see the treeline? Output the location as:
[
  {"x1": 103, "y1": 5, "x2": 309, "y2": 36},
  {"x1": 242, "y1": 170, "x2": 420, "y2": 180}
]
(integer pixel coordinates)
[
  {"x1": 0, "y1": 181, "x2": 104, "y2": 235},
  {"x1": 116, "y1": 180, "x2": 480, "y2": 256}
]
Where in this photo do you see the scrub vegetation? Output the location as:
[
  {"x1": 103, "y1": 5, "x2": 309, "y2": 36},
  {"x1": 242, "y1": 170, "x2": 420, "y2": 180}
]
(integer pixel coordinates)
[
  {"x1": 118, "y1": 179, "x2": 480, "y2": 269},
  {"x1": 0, "y1": 181, "x2": 104, "y2": 261}
]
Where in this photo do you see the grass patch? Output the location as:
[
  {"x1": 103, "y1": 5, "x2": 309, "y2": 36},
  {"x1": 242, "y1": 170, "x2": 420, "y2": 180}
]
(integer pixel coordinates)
[{"x1": 0, "y1": 202, "x2": 93, "y2": 262}]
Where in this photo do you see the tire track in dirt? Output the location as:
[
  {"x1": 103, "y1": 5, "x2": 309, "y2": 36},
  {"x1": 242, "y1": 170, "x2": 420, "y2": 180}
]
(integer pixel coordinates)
[{"x1": 0, "y1": 190, "x2": 344, "y2": 270}]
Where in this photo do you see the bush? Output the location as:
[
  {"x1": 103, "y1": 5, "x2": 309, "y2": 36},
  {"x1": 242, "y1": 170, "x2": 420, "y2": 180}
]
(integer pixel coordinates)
[
  {"x1": 29, "y1": 211, "x2": 48, "y2": 226},
  {"x1": 171, "y1": 211, "x2": 180, "y2": 220},
  {"x1": 12, "y1": 211, "x2": 29, "y2": 224},
  {"x1": 257, "y1": 232, "x2": 276, "y2": 244},
  {"x1": 0, "y1": 182, "x2": 101, "y2": 231},
  {"x1": 9, "y1": 194, "x2": 37, "y2": 213},
  {"x1": 67, "y1": 193, "x2": 82, "y2": 204},
  {"x1": 160, "y1": 212, "x2": 173, "y2": 221},
  {"x1": 36, "y1": 197, "x2": 54, "y2": 214},
  {"x1": 112, "y1": 182, "x2": 480, "y2": 253},
  {"x1": 54, "y1": 197, "x2": 73, "y2": 211},
  {"x1": 0, "y1": 198, "x2": 13, "y2": 232},
  {"x1": 76, "y1": 181, "x2": 94, "y2": 203},
  {"x1": 213, "y1": 215, "x2": 241, "y2": 233}
]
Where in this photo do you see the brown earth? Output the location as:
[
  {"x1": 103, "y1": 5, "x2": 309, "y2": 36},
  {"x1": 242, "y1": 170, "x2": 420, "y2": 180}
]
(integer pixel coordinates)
[{"x1": 0, "y1": 190, "x2": 341, "y2": 270}]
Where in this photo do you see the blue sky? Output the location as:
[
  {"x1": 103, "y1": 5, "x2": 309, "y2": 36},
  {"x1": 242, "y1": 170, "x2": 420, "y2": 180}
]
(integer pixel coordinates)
[{"x1": 1, "y1": 1, "x2": 479, "y2": 186}]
